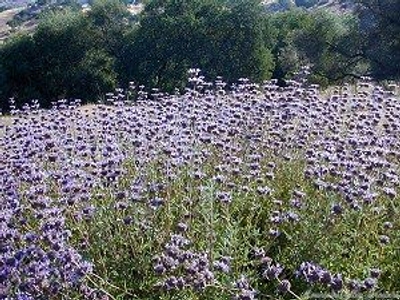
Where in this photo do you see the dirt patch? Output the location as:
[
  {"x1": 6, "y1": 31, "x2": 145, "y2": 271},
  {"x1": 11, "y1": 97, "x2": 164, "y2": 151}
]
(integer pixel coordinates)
[
  {"x1": 0, "y1": 8, "x2": 23, "y2": 42},
  {"x1": 0, "y1": 8, "x2": 22, "y2": 29},
  {"x1": 127, "y1": 4, "x2": 143, "y2": 15}
]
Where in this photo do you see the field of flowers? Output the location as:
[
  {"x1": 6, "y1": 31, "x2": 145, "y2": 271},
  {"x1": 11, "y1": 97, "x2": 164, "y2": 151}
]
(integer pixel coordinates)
[{"x1": 1, "y1": 72, "x2": 399, "y2": 300}]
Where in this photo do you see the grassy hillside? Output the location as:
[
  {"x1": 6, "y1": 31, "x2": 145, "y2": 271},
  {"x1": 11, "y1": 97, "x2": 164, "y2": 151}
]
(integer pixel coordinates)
[{"x1": 0, "y1": 7, "x2": 22, "y2": 42}]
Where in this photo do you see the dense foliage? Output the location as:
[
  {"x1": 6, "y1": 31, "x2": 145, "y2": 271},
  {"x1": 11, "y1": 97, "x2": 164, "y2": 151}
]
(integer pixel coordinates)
[
  {"x1": 355, "y1": 0, "x2": 400, "y2": 79},
  {"x1": 268, "y1": 9, "x2": 365, "y2": 85},
  {"x1": 0, "y1": 3, "x2": 121, "y2": 110},
  {"x1": 1, "y1": 75, "x2": 399, "y2": 299},
  {"x1": 0, "y1": 0, "x2": 399, "y2": 109},
  {"x1": 123, "y1": 0, "x2": 274, "y2": 90}
]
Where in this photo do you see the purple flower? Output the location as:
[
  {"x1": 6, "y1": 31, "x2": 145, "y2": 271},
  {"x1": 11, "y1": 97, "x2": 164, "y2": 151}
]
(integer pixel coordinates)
[
  {"x1": 263, "y1": 263, "x2": 283, "y2": 280},
  {"x1": 330, "y1": 274, "x2": 343, "y2": 291},
  {"x1": 363, "y1": 277, "x2": 377, "y2": 290},
  {"x1": 370, "y1": 268, "x2": 381, "y2": 279},
  {"x1": 277, "y1": 279, "x2": 291, "y2": 293},
  {"x1": 379, "y1": 235, "x2": 390, "y2": 244}
]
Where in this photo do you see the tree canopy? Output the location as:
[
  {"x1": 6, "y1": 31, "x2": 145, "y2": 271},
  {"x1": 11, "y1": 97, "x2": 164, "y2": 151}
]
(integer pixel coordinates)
[
  {"x1": 355, "y1": 0, "x2": 400, "y2": 79},
  {"x1": 0, "y1": 0, "x2": 399, "y2": 111},
  {"x1": 123, "y1": 0, "x2": 274, "y2": 91},
  {"x1": 0, "y1": 2, "x2": 124, "y2": 110}
]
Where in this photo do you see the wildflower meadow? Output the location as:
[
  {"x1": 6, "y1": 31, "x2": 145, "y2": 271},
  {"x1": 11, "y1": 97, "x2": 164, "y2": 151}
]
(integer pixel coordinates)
[{"x1": 1, "y1": 71, "x2": 399, "y2": 299}]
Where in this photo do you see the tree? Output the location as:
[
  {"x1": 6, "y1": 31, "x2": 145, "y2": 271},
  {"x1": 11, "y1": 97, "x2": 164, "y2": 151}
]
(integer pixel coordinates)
[
  {"x1": 269, "y1": 9, "x2": 365, "y2": 85},
  {"x1": 87, "y1": 0, "x2": 131, "y2": 56},
  {"x1": 0, "y1": 5, "x2": 120, "y2": 109},
  {"x1": 355, "y1": 0, "x2": 400, "y2": 79},
  {"x1": 33, "y1": 8, "x2": 93, "y2": 103},
  {"x1": 33, "y1": 7, "x2": 120, "y2": 104},
  {"x1": 293, "y1": 11, "x2": 365, "y2": 83},
  {"x1": 269, "y1": 9, "x2": 311, "y2": 82},
  {"x1": 124, "y1": 0, "x2": 274, "y2": 91},
  {"x1": 212, "y1": 0, "x2": 274, "y2": 82},
  {"x1": 70, "y1": 49, "x2": 117, "y2": 101},
  {"x1": 0, "y1": 34, "x2": 40, "y2": 111}
]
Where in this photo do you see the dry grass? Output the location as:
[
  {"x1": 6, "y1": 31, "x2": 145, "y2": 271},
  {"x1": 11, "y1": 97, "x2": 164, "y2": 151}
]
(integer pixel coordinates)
[
  {"x1": 0, "y1": 114, "x2": 13, "y2": 126},
  {"x1": 0, "y1": 8, "x2": 23, "y2": 42},
  {"x1": 0, "y1": 103, "x2": 108, "y2": 126}
]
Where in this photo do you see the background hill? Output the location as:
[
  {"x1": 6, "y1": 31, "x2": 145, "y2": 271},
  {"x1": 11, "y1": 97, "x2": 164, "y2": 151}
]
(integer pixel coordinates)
[
  {"x1": 0, "y1": 0, "x2": 34, "y2": 8},
  {"x1": 264, "y1": 0, "x2": 355, "y2": 12}
]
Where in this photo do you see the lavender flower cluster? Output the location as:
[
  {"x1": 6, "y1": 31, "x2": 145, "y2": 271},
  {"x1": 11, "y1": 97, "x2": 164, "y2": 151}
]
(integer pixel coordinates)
[
  {"x1": 0, "y1": 171, "x2": 92, "y2": 299},
  {"x1": 296, "y1": 261, "x2": 380, "y2": 293},
  {"x1": 153, "y1": 231, "x2": 216, "y2": 292}
]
